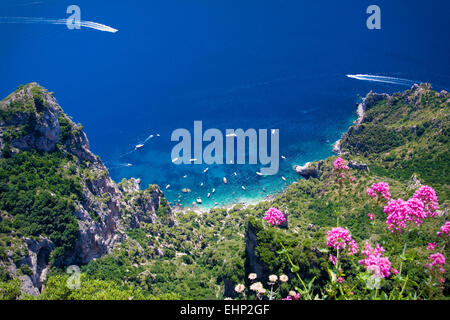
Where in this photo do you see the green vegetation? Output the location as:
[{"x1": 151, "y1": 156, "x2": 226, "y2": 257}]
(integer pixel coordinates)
[
  {"x1": 25, "y1": 273, "x2": 178, "y2": 300},
  {"x1": 58, "y1": 115, "x2": 72, "y2": 143},
  {"x1": 341, "y1": 89, "x2": 450, "y2": 199},
  {"x1": 0, "y1": 279, "x2": 21, "y2": 300},
  {"x1": 0, "y1": 151, "x2": 83, "y2": 261}
]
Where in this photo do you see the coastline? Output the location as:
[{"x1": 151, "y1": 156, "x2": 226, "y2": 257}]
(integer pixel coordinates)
[
  {"x1": 332, "y1": 98, "x2": 366, "y2": 155},
  {"x1": 172, "y1": 193, "x2": 277, "y2": 214},
  {"x1": 171, "y1": 101, "x2": 363, "y2": 213}
]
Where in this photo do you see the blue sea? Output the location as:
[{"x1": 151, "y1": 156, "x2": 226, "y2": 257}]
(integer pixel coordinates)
[{"x1": 1, "y1": 0, "x2": 449, "y2": 208}]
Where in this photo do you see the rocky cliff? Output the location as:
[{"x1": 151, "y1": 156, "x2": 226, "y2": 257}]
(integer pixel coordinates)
[{"x1": 0, "y1": 83, "x2": 174, "y2": 295}]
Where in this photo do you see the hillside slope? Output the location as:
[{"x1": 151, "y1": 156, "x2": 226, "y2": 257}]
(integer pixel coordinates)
[{"x1": 0, "y1": 83, "x2": 448, "y2": 300}]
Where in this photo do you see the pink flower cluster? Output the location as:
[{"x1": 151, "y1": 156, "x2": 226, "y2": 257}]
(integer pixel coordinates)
[
  {"x1": 413, "y1": 185, "x2": 439, "y2": 217},
  {"x1": 333, "y1": 157, "x2": 349, "y2": 170},
  {"x1": 337, "y1": 276, "x2": 345, "y2": 284},
  {"x1": 437, "y1": 221, "x2": 450, "y2": 237},
  {"x1": 427, "y1": 242, "x2": 437, "y2": 251},
  {"x1": 326, "y1": 227, "x2": 358, "y2": 255},
  {"x1": 425, "y1": 253, "x2": 446, "y2": 274},
  {"x1": 263, "y1": 208, "x2": 286, "y2": 226},
  {"x1": 358, "y1": 242, "x2": 392, "y2": 278},
  {"x1": 332, "y1": 157, "x2": 355, "y2": 184},
  {"x1": 367, "y1": 182, "x2": 391, "y2": 201},
  {"x1": 368, "y1": 213, "x2": 375, "y2": 221},
  {"x1": 383, "y1": 186, "x2": 440, "y2": 233}
]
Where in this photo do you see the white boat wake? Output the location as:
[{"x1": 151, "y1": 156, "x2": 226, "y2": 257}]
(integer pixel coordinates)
[
  {"x1": 0, "y1": 17, "x2": 118, "y2": 33},
  {"x1": 346, "y1": 74, "x2": 417, "y2": 86},
  {"x1": 108, "y1": 163, "x2": 132, "y2": 169}
]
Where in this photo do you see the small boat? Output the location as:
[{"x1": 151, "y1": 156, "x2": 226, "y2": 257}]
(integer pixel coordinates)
[
  {"x1": 200, "y1": 182, "x2": 204, "y2": 187},
  {"x1": 183, "y1": 175, "x2": 187, "y2": 178},
  {"x1": 241, "y1": 186, "x2": 246, "y2": 190},
  {"x1": 207, "y1": 193, "x2": 211, "y2": 198},
  {"x1": 165, "y1": 184, "x2": 170, "y2": 189},
  {"x1": 233, "y1": 172, "x2": 237, "y2": 176},
  {"x1": 126, "y1": 163, "x2": 133, "y2": 167},
  {"x1": 135, "y1": 144, "x2": 144, "y2": 149},
  {"x1": 196, "y1": 198, "x2": 202, "y2": 204},
  {"x1": 212, "y1": 188, "x2": 216, "y2": 193},
  {"x1": 281, "y1": 176, "x2": 287, "y2": 181},
  {"x1": 156, "y1": 134, "x2": 160, "y2": 137},
  {"x1": 256, "y1": 172, "x2": 263, "y2": 176},
  {"x1": 223, "y1": 177, "x2": 227, "y2": 184},
  {"x1": 203, "y1": 167, "x2": 209, "y2": 173},
  {"x1": 281, "y1": 156, "x2": 286, "y2": 160}
]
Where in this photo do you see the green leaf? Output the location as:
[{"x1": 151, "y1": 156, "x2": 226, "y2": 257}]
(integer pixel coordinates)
[{"x1": 291, "y1": 265, "x2": 300, "y2": 273}]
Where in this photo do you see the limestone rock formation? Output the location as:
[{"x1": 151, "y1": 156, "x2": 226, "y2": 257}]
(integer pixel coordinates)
[{"x1": 293, "y1": 160, "x2": 324, "y2": 179}]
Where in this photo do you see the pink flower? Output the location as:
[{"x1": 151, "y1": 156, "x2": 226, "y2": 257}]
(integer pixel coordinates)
[
  {"x1": 359, "y1": 242, "x2": 392, "y2": 278},
  {"x1": 348, "y1": 240, "x2": 359, "y2": 255},
  {"x1": 367, "y1": 182, "x2": 391, "y2": 201},
  {"x1": 368, "y1": 213, "x2": 375, "y2": 221},
  {"x1": 413, "y1": 186, "x2": 439, "y2": 217},
  {"x1": 383, "y1": 199, "x2": 410, "y2": 232},
  {"x1": 406, "y1": 197, "x2": 427, "y2": 227},
  {"x1": 281, "y1": 291, "x2": 300, "y2": 300},
  {"x1": 282, "y1": 293, "x2": 300, "y2": 300},
  {"x1": 425, "y1": 253, "x2": 446, "y2": 274},
  {"x1": 337, "y1": 276, "x2": 344, "y2": 284},
  {"x1": 437, "y1": 221, "x2": 450, "y2": 237},
  {"x1": 333, "y1": 157, "x2": 349, "y2": 170},
  {"x1": 427, "y1": 242, "x2": 437, "y2": 251},
  {"x1": 383, "y1": 197, "x2": 429, "y2": 232},
  {"x1": 329, "y1": 254, "x2": 337, "y2": 266},
  {"x1": 326, "y1": 227, "x2": 358, "y2": 255},
  {"x1": 391, "y1": 268, "x2": 399, "y2": 275},
  {"x1": 263, "y1": 208, "x2": 286, "y2": 226}
]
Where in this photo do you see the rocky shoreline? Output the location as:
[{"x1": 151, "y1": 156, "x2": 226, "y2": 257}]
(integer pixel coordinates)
[
  {"x1": 331, "y1": 96, "x2": 368, "y2": 155},
  {"x1": 295, "y1": 89, "x2": 395, "y2": 176}
]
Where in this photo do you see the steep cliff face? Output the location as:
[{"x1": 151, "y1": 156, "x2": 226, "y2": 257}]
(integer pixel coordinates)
[
  {"x1": 118, "y1": 179, "x2": 177, "y2": 228},
  {"x1": 338, "y1": 83, "x2": 449, "y2": 156},
  {"x1": 0, "y1": 83, "x2": 174, "y2": 295},
  {"x1": 0, "y1": 84, "x2": 61, "y2": 153}
]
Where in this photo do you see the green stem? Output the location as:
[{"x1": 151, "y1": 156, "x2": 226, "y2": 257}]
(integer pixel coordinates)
[{"x1": 398, "y1": 274, "x2": 409, "y2": 300}]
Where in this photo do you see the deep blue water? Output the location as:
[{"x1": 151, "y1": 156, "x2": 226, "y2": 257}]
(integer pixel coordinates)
[{"x1": 1, "y1": 1, "x2": 449, "y2": 208}]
